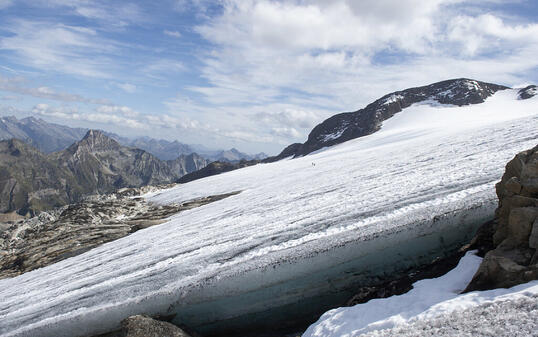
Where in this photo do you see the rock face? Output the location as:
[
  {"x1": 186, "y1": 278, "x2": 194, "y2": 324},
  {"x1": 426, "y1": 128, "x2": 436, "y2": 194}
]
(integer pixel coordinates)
[
  {"x1": 0, "y1": 130, "x2": 208, "y2": 214},
  {"x1": 0, "y1": 187, "x2": 239, "y2": 279},
  {"x1": 465, "y1": 145, "x2": 538, "y2": 291},
  {"x1": 0, "y1": 139, "x2": 78, "y2": 214},
  {"x1": 270, "y1": 79, "x2": 508, "y2": 160}
]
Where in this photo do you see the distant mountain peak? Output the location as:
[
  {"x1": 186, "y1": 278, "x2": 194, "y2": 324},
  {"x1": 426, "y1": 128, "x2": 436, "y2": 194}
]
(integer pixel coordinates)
[
  {"x1": 69, "y1": 129, "x2": 121, "y2": 154},
  {"x1": 518, "y1": 85, "x2": 537, "y2": 100}
]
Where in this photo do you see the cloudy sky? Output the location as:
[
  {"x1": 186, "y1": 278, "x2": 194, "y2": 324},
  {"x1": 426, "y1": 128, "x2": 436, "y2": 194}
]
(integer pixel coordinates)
[{"x1": 0, "y1": 0, "x2": 537, "y2": 154}]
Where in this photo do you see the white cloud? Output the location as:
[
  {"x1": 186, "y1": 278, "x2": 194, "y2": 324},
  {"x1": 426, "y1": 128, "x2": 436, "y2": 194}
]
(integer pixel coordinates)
[
  {"x1": 32, "y1": 103, "x2": 146, "y2": 129},
  {"x1": 164, "y1": 30, "x2": 182, "y2": 38},
  {"x1": 271, "y1": 127, "x2": 301, "y2": 139},
  {"x1": 447, "y1": 14, "x2": 538, "y2": 56},
  {"x1": 0, "y1": 20, "x2": 119, "y2": 78},
  {"x1": 115, "y1": 82, "x2": 137, "y2": 93}
]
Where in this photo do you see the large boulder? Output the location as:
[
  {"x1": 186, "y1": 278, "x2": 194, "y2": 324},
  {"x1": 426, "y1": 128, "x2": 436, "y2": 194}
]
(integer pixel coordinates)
[
  {"x1": 465, "y1": 145, "x2": 538, "y2": 291},
  {"x1": 121, "y1": 315, "x2": 191, "y2": 337}
]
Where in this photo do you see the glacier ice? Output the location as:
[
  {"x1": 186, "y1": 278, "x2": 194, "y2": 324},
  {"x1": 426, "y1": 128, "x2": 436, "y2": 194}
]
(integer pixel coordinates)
[{"x1": 0, "y1": 90, "x2": 537, "y2": 336}]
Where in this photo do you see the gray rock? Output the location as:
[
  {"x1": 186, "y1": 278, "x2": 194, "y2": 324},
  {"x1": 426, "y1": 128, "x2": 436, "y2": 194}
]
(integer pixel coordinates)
[{"x1": 121, "y1": 315, "x2": 191, "y2": 337}]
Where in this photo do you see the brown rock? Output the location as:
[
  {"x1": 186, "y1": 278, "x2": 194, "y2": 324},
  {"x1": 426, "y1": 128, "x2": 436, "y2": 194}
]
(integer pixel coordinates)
[
  {"x1": 506, "y1": 207, "x2": 538, "y2": 246},
  {"x1": 121, "y1": 315, "x2": 191, "y2": 337},
  {"x1": 466, "y1": 144, "x2": 538, "y2": 292},
  {"x1": 504, "y1": 177, "x2": 522, "y2": 194},
  {"x1": 465, "y1": 249, "x2": 538, "y2": 292}
]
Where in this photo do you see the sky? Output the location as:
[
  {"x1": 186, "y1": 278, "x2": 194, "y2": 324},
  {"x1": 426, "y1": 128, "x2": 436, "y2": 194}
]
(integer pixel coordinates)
[{"x1": 0, "y1": 0, "x2": 537, "y2": 154}]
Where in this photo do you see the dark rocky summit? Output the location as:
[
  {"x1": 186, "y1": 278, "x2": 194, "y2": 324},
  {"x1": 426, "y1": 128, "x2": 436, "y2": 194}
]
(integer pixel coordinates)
[
  {"x1": 270, "y1": 79, "x2": 508, "y2": 160},
  {"x1": 518, "y1": 85, "x2": 537, "y2": 100},
  {"x1": 465, "y1": 144, "x2": 538, "y2": 291},
  {"x1": 0, "y1": 186, "x2": 239, "y2": 279},
  {"x1": 0, "y1": 130, "x2": 208, "y2": 215}
]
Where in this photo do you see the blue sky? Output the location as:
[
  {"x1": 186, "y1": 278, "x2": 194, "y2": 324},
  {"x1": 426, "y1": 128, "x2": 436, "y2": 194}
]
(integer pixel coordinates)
[{"x1": 0, "y1": 0, "x2": 537, "y2": 154}]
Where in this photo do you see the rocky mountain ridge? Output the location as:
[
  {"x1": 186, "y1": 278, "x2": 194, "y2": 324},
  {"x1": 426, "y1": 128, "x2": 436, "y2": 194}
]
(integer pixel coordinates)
[
  {"x1": 0, "y1": 130, "x2": 209, "y2": 214},
  {"x1": 270, "y1": 79, "x2": 511, "y2": 160}
]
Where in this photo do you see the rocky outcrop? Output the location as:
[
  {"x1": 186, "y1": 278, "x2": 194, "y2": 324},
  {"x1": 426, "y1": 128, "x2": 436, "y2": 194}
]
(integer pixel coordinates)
[
  {"x1": 465, "y1": 145, "x2": 538, "y2": 291},
  {"x1": 518, "y1": 85, "x2": 537, "y2": 100},
  {"x1": 121, "y1": 315, "x2": 192, "y2": 337},
  {"x1": 0, "y1": 187, "x2": 240, "y2": 279},
  {"x1": 269, "y1": 79, "x2": 508, "y2": 159}
]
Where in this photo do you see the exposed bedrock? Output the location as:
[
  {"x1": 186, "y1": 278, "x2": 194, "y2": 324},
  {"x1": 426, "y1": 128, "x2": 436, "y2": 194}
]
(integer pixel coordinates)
[
  {"x1": 466, "y1": 145, "x2": 538, "y2": 292},
  {"x1": 0, "y1": 189, "x2": 240, "y2": 279}
]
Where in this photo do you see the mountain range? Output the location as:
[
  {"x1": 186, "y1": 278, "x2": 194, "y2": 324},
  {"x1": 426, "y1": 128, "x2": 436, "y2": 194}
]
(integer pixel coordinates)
[
  {"x1": 0, "y1": 130, "x2": 208, "y2": 214},
  {"x1": 0, "y1": 116, "x2": 267, "y2": 162}
]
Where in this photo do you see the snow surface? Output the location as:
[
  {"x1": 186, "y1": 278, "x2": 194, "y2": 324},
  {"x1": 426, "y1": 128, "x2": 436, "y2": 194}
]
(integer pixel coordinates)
[
  {"x1": 303, "y1": 251, "x2": 538, "y2": 337},
  {"x1": 0, "y1": 89, "x2": 537, "y2": 337}
]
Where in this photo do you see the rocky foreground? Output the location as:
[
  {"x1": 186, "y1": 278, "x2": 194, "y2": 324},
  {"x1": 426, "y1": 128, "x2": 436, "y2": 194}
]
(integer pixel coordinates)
[
  {"x1": 465, "y1": 144, "x2": 538, "y2": 291},
  {"x1": 0, "y1": 186, "x2": 239, "y2": 279}
]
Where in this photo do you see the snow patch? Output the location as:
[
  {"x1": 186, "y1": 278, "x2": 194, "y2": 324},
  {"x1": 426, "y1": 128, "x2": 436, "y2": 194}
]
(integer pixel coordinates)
[{"x1": 303, "y1": 252, "x2": 538, "y2": 337}]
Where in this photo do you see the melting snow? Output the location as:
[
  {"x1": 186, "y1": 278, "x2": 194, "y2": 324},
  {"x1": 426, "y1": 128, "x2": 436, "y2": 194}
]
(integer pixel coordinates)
[{"x1": 0, "y1": 89, "x2": 537, "y2": 337}]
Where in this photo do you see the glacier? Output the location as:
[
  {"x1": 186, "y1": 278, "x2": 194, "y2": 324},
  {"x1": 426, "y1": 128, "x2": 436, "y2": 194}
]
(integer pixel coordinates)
[{"x1": 0, "y1": 89, "x2": 537, "y2": 336}]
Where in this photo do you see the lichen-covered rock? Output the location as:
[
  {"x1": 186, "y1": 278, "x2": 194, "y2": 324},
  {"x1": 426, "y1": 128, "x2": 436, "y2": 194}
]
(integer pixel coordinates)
[
  {"x1": 465, "y1": 145, "x2": 538, "y2": 292},
  {"x1": 121, "y1": 315, "x2": 191, "y2": 337}
]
